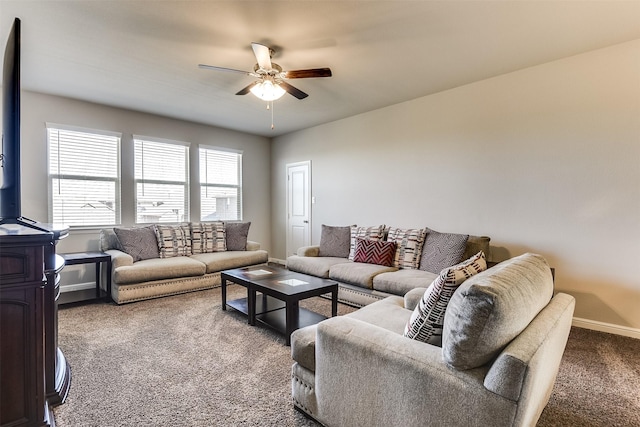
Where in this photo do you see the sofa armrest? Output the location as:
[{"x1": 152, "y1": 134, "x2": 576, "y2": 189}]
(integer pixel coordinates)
[
  {"x1": 105, "y1": 249, "x2": 133, "y2": 269},
  {"x1": 315, "y1": 317, "x2": 507, "y2": 427},
  {"x1": 403, "y1": 287, "x2": 428, "y2": 310},
  {"x1": 246, "y1": 240, "x2": 260, "y2": 251},
  {"x1": 297, "y1": 245, "x2": 320, "y2": 257}
]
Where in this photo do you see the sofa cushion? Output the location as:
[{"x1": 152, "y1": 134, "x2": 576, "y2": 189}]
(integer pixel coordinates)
[
  {"x1": 404, "y1": 251, "x2": 487, "y2": 346},
  {"x1": 155, "y1": 224, "x2": 192, "y2": 258},
  {"x1": 353, "y1": 238, "x2": 396, "y2": 267},
  {"x1": 346, "y1": 296, "x2": 410, "y2": 334},
  {"x1": 372, "y1": 269, "x2": 438, "y2": 296},
  {"x1": 191, "y1": 221, "x2": 226, "y2": 254},
  {"x1": 114, "y1": 256, "x2": 207, "y2": 284},
  {"x1": 329, "y1": 262, "x2": 397, "y2": 289},
  {"x1": 100, "y1": 228, "x2": 124, "y2": 252},
  {"x1": 286, "y1": 255, "x2": 349, "y2": 279},
  {"x1": 442, "y1": 253, "x2": 554, "y2": 370},
  {"x1": 225, "y1": 221, "x2": 251, "y2": 251},
  {"x1": 419, "y1": 228, "x2": 469, "y2": 274},
  {"x1": 318, "y1": 224, "x2": 352, "y2": 258},
  {"x1": 386, "y1": 227, "x2": 427, "y2": 269},
  {"x1": 113, "y1": 226, "x2": 159, "y2": 262},
  {"x1": 462, "y1": 235, "x2": 491, "y2": 263},
  {"x1": 190, "y1": 250, "x2": 269, "y2": 274},
  {"x1": 348, "y1": 225, "x2": 385, "y2": 261}
]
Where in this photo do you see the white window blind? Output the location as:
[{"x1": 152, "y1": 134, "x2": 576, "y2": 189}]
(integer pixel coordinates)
[
  {"x1": 47, "y1": 125, "x2": 121, "y2": 226},
  {"x1": 134, "y1": 137, "x2": 189, "y2": 223},
  {"x1": 200, "y1": 146, "x2": 242, "y2": 221}
]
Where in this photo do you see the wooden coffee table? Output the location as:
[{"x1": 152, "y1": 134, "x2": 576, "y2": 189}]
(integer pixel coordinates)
[{"x1": 221, "y1": 265, "x2": 338, "y2": 345}]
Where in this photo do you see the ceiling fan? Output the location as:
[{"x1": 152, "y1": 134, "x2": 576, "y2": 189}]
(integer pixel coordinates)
[{"x1": 199, "y1": 42, "x2": 332, "y2": 101}]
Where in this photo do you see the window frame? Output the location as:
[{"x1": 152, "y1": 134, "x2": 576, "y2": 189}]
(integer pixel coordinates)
[
  {"x1": 199, "y1": 145, "x2": 243, "y2": 222},
  {"x1": 46, "y1": 123, "x2": 122, "y2": 228}
]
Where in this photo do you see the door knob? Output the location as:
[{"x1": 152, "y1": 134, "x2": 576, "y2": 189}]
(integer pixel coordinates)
[{"x1": 303, "y1": 220, "x2": 309, "y2": 223}]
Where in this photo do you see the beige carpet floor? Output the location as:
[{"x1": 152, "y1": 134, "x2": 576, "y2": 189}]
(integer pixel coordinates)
[{"x1": 53, "y1": 286, "x2": 639, "y2": 426}]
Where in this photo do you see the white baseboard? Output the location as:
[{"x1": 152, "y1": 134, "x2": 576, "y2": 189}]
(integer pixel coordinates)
[
  {"x1": 572, "y1": 317, "x2": 640, "y2": 340},
  {"x1": 60, "y1": 282, "x2": 96, "y2": 293}
]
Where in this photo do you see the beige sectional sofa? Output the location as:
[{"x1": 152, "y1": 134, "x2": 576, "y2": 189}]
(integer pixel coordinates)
[
  {"x1": 100, "y1": 222, "x2": 268, "y2": 304},
  {"x1": 287, "y1": 224, "x2": 491, "y2": 307},
  {"x1": 291, "y1": 253, "x2": 575, "y2": 426}
]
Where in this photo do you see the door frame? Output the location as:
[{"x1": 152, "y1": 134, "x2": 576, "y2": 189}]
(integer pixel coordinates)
[{"x1": 285, "y1": 160, "x2": 312, "y2": 258}]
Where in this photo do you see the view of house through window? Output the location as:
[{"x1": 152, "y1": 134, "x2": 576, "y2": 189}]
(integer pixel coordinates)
[
  {"x1": 134, "y1": 137, "x2": 189, "y2": 223},
  {"x1": 47, "y1": 124, "x2": 121, "y2": 226},
  {"x1": 200, "y1": 146, "x2": 242, "y2": 221}
]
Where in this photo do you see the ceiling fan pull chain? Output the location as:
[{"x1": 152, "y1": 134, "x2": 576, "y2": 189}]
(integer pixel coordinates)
[{"x1": 271, "y1": 101, "x2": 275, "y2": 130}]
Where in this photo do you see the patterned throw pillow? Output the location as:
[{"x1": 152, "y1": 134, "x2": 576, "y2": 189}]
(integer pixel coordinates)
[
  {"x1": 353, "y1": 238, "x2": 397, "y2": 267},
  {"x1": 404, "y1": 251, "x2": 487, "y2": 346},
  {"x1": 113, "y1": 226, "x2": 159, "y2": 262},
  {"x1": 224, "y1": 222, "x2": 251, "y2": 251},
  {"x1": 386, "y1": 227, "x2": 427, "y2": 269},
  {"x1": 191, "y1": 222, "x2": 226, "y2": 254},
  {"x1": 155, "y1": 224, "x2": 192, "y2": 258},
  {"x1": 348, "y1": 225, "x2": 385, "y2": 261},
  {"x1": 318, "y1": 224, "x2": 352, "y2": 258},
  {"x1": 419, "y1": 228, "x2": 470, "y2": 274}
]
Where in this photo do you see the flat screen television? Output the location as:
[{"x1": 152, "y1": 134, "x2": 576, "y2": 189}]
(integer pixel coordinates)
[{"x1": 1, "y1": 17, "x2": 21, "y2": 221}]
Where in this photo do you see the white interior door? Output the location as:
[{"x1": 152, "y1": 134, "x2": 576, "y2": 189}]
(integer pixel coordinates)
[{"x1": 286, "y1": 161, "x2": 311, "y2": 258}]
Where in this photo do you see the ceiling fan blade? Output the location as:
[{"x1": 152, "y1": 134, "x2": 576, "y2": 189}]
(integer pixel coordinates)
[
  {"x1": 251, "y1": 42, "x2": 273, "y2": 71},
  {"x1": 284, "y1": 68, "x2": 332, "y2": 79},
  {"x1": 235, "y1": 82, "x2": 258, "y2": 95},
  {"x1": 279, "y1": 81, "x2": 309, "y2": 99},
  {"x1": 198, "y1": 64, "x2": 251, "y2": 75}
]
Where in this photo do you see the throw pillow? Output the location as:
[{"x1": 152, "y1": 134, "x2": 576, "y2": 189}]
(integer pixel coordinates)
[
  {"x1": 386, "y1": 227, "x2": 427, "y2": 269},
  {"x1": 113, "y1": 226, "x2": 159, "y2": 262},
  {"x1": 191, "y1": 221, "x2": 226, "y2": 254},
  {"x1": 155, "y1": 224, "x2": 191, "y2": 258},
  {"x1": 419, "y1": 228, "x2": 469, "y2": 274},
  {"x1": 404, "y1": 251, "x2": 487, "y2": 346},
  {"x1": 318, "y1": 224, "x2": 352, "y2": 258},
  {"x1": 348, "y1": 225, "x2": 385, "y2": 261},
  {"x1": 225, "y1": 221, "x2": 251, "y2": 251},
  {"x1": 353, "y1": 237, "x2": 397, "y2": 267}
]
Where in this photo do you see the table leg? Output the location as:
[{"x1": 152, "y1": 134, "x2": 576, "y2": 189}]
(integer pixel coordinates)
[
  {"x1": 248, "y1": 288, "x2": 256, "y2": 326},
  {"x1": 94, "y1": 262, "x2": 101, "y2": 299},
  {"x1": 332, "y1": 288, "x2": 338, "y2": 317},
  {"x1": 221, "y1": 276, "x2": 227, "y2": 311},
  {"x1": 105, "y1": 258, "x2": 112, "y2": 301},
  {"x1": 285, "y1": 300, "x2": 299, "y2": 346}
]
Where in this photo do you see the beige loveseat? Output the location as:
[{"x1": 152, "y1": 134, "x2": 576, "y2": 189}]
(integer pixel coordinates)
[
  {"x1": 291, "y1": 253, "x2": 575, "y2": 427},
  {"x1": 100, "y1": 224, "x2": 268, "y2": 304},
  {"x1": 287, "y1": 225, "x2": 491, "y2": 307}
]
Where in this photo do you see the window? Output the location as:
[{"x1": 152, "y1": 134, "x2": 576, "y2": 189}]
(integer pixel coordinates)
[
  {"x1": 134, "y1": 137, "x2": 189, "y2": 223},
  {"x1": 200, "y1": 146, "x2": 242, "y2": 221},
  {"x1": 47, "y1": 124, "x2": 121, "y2": 226}
]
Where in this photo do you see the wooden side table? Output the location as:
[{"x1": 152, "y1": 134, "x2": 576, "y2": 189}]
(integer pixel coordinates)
[{"x1": 61, "y1": 251, "x2": 112, "y2": 300}]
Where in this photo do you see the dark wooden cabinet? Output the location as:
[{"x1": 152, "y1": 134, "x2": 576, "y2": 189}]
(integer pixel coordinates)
[{"x1": 0, "y1": 223, "x2": 69, "y2": 427}]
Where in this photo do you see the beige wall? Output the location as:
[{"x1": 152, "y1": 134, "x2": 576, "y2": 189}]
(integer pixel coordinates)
[
  {"x1": 272, "y1": 40, "x2": 640, "y2": 331},
  {"x1": 14, "y1": 91, "x2": 271, "y2": 285}
]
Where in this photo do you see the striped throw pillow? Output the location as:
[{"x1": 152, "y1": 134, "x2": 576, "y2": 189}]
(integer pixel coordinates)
[
  {"x1": 155, "y1": 224, "x2": 192, "y2": 258},
  {"x1": 404, "y1": 251, "x2": 487, "y2": 346},
  {"x1": 387, "y1": 227, "x2": 427, "y2": 269}
]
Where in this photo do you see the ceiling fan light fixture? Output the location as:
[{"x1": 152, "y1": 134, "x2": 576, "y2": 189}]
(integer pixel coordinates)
[{"x1": 250, "y1": 79, "x2": 286, "y2": 101}]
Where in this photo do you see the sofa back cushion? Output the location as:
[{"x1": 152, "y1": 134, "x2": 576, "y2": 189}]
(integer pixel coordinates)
[
  {"x1": 318, "y1": 224, "x2": 352, "y2": 258},
  {"x1": 442, "y1": 253, "x2": 554, "y2": 370}
]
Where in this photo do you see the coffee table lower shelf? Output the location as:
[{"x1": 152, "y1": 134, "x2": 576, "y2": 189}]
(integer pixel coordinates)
[{"x1": 227, "y1": 294, "x2": 327, "y2": 337}]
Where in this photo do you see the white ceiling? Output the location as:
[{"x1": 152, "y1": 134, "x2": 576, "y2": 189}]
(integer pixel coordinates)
[{"x1": 2, "y1": 1, "x2": 639, "y2": 137}]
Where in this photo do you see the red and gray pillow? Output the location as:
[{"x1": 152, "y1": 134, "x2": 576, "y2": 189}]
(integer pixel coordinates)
[{"x1": 353, "y1": 237, "x2": 397, "y2": 267}]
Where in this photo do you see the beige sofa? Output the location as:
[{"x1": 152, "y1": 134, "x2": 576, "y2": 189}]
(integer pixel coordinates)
[
  {"x1": 287, "y1": 232, "x2": 491, "y2": 307},
  {"x1": 291, "y1": 253, "x2": 575, "y2": 427},
  {"x1": 100, "y1": 227, "x2": 268, "y2": 304}
]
